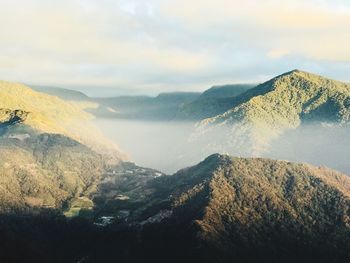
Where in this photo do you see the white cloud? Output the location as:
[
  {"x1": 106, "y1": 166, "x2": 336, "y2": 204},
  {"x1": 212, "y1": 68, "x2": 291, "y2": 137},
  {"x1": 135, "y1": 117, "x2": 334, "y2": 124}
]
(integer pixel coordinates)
[
  {"x1": 268, "y1": 49, "x2": 291, "y2": 59},
  {"x1": 0, "y1": 0, "x2": 349, "y2": 92}
]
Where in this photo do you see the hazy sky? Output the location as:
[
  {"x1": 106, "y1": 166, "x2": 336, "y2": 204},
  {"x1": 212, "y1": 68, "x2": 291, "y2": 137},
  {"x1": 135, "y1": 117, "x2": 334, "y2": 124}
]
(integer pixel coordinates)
[{"x1": 0, "y1": 0, "x2": 349, "y2": 95}]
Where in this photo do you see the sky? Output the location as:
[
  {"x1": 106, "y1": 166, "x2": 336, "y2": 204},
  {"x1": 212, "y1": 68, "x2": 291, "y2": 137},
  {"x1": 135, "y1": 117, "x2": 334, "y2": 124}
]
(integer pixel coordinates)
[{"x1": 0, "y1": 0, "x2": 349, "y2": 96}]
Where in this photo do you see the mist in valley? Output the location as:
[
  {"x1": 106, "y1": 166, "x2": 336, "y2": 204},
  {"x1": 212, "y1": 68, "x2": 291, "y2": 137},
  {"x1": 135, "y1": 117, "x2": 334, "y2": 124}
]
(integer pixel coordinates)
[
  {"x1": 95, "y1": 118, "x2": 350, "y2": 176},
  {"x1": 94, "y1": 119, "x2": 199, "y2": 173},
  {"x1": 268, "y1": 124, "x2": 350, "y2": 175}
]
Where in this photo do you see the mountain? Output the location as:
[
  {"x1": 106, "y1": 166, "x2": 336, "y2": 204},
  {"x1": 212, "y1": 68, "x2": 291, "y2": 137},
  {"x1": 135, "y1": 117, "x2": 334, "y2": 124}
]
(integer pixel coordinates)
[
  {"x1": 32, "y1": 84, "x2": 254, "y2": 121},
  {"x1": 93, "y1": 92, "x2": 201, "y2": 120},
  {"x1": 176, "y1": 84, "x2": 254, "y2": 119},
  {"x1": 200, "y1": 84, "x2": 254, "y2": 99},
  {"x1": 0, "y1": 81, "x2": 89, "y2": 135},
  {"x1": 0, "y1": 133, "x2": 106, "y2": 212},
  {"x1": 120, "y1": 154, "x2": 350, "y2": 263},
  {"x1": 30, "y1": 84, "x2": 256, "y2": 121},
  {"x1": 195, "y1": 70, "x2": 350, "y2": 155},
  {"x1": 0, "y1": 80, "x2": 126, "y2": 213},
  {"x1": 30, "y1": 86, "x2": 91, "y2": 101},
  {"x1": 0, "y1": 81, "x2": 121, "y2": 154},
  {"x1": 2, "y1": 74, "x2": 350, "y2": 262},
  {"x1": 3, "y1": 154, "x2": 350, "y2": 262}
]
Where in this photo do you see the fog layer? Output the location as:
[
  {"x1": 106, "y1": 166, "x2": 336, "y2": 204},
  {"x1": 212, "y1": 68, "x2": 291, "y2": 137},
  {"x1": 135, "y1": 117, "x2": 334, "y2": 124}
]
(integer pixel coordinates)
[
  {"x1": 94, "y1": 119, "x2": 199, "y2": 173},
  {"x1": 268, "y1": 124, "x2": 350, "y2": 175},
  {"x1": 96, "y1": 119, "x2": 350, "y2": 175}
]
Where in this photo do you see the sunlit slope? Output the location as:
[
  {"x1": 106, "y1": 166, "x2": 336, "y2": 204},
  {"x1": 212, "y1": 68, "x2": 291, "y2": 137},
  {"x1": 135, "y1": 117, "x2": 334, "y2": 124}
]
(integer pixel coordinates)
[
  {"x1": 197, "y1": 70, "x2": 350, "y2": 154},
  {"x1": 31, "y1": 85, "x2": 91, "y2": 101},
  {"x1": 0, "y1": 81, "x2": 91, "y2": 133},
  {"x1": 0, "y1": 80, "x2": 123, "y2": 157},
  {"x1": 0, "y1": 81, "x2": 126, "y2": 212}
]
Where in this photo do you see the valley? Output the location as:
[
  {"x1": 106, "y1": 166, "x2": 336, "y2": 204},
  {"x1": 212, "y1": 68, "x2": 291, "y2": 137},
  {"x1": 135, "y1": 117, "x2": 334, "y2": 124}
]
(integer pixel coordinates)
[
  {"x1": 91, "y1": 70, "x2": 350, "y2": 175},
  {"x1": 1, "y1": 70, "x2": 350, "y2": 262},
  {"x1": 1, "y1": 1, "x2": 349, "y2": 261}
]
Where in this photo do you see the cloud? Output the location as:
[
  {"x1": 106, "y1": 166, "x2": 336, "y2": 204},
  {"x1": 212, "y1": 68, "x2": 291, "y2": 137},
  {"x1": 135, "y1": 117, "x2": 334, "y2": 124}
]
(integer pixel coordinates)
[
  {"x1": 161, "y1": 0, "x2": 350, "y2": 61},
  {"x1": 267, "y1": 49, "x2": 291, "y2": 59},
  {"x1": 0, "y1": 0, "x2": 349, "y2": 92}
]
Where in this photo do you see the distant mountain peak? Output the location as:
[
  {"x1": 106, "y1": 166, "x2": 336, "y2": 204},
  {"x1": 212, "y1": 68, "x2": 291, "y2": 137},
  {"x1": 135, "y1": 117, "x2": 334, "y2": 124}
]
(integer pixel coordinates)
[
  {"x1": 272, "y1": 69, "x2": 344, "y2": 86},
  {"x1": 280, "y1": 69, "x2": 303, "y2": 76},
  {"x1": 195, "y1": 70, "x2": 350, "y2": 155}
]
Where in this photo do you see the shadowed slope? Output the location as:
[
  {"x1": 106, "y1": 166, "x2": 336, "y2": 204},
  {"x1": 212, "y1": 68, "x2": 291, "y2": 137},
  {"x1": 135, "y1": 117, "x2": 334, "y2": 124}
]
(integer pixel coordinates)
[{"x1": 131, "y1": 154, "x2": 350, "y2": 262}]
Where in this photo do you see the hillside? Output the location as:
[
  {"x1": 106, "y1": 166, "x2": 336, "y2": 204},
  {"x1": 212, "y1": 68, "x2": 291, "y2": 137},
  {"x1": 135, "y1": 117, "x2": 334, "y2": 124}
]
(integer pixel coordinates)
[
  {"x1": 0, "y1": 80, "x2": 122, "y2": 156},
  {"x1": 125, "y1": 154, "x2": 350, "y2": 262},
  {"x1": 200, "y1": 84, "x2": 254, "y2": 99},
  {"x1": 31, "y1": 83, "x2": 256, "y2": 121},
  {"x1": 176, "y1": 84, "x2": 254, "y2": 119},
  {"x1": 31, "y1": 86, "x2": 91, "y2": 101},
  {"x1": 0, "y1": 132, "x2": 105, "y2": 212},
  {"x1": 93, "y1": 92, "x2": 200, "y2": 120},
  {"x1": 1, "y1": 154, "x2": 350, "y2": 262},
  {"x1": 195, "y1": 70, "x2": 350, "y2": 154},
  {"x1": 0, "y1": 81, "x2": 90, "y2": 134},
  {"x1": 0, "y1": 80, "x2": 126, "y2": 213}
]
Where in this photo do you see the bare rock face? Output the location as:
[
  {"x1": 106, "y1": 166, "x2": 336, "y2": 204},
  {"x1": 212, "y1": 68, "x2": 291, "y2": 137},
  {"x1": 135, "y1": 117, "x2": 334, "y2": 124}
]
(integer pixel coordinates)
[{"x1": 0, "y1": 109, "x2": 29, "y2": 131}]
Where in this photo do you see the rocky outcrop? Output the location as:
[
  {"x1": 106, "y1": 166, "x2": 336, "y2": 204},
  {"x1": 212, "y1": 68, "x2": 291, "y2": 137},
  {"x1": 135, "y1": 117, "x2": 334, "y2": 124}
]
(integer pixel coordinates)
[{"x1": 0, "y1": 109, "x2": 29, "y2": 135}]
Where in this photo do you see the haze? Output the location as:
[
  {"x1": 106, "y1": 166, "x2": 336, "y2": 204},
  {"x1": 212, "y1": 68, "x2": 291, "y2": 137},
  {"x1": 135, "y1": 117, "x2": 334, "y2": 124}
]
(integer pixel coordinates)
[{"x1": 96, "y1": 119, "x2": 350, "y2": 175}]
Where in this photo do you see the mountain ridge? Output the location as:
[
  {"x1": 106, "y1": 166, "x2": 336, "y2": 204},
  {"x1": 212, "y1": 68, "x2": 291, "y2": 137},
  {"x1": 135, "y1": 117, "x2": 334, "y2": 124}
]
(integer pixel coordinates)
[
  {"x1": 0, "y1": 80, "x2": 124, "y2": 158},
  {"x1": 195, "y1": 70, "x2": 350, "y2": 155},
  {"x1": 1, "y1": 154, "x2": 350, "y2": 262},
  {"x1": 126, "y1": 154, "x2": 350, "y2": 262}
]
